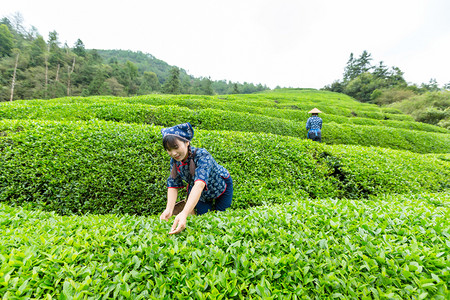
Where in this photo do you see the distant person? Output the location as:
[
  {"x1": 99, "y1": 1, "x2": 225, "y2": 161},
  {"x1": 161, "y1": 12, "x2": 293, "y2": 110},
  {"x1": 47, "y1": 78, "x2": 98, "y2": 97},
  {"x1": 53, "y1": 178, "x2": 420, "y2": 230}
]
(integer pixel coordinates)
[
  {"x1": 306, "y1": 108, "x2": 323, "y2": 142},
  {"x1": 159, "y1": 122, "x2": 233, "y2": 234}
]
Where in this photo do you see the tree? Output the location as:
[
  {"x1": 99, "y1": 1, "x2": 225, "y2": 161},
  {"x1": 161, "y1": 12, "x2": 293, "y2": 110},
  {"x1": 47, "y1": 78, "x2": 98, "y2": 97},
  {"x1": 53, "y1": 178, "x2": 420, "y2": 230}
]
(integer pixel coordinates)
[
  {"x1": 105, "y1": 77, "x2": 126, "y2": 96},
  {"x1": 322, "y1": 80, "x2": 345, "y2": 93},
  {"x1": 0, "y1": 24, "x2": 15, "y2": 57},
  {"x1": 138, "y1": 71, "x2": 160, "y2": 94},
  {"x1": 161, "y1": 67, "x2": 181, "y2": 94},
  {"x1": 386, "y1": 67, "x2": 406, "y2": 87},
  {"x1": 10, "y1": 50, "x2": 20, "y2": 101},
  {"x1": 420, "y1": 79, "x2": 440, "y2": 92},
  {"x1": 343, "y1": 53, "x2": 356, "y2": 82},
  {"x1": 73, "y1": 39, "x2": 86, "y2": 57},
  {"x1": 124, "y1": 61, "x2": 138, "y2": 95},
  {"x1": 344, "y1": 72, "x2": 386, "y2": 102},
  {"x1": 232, "y1": 83, "x2": 239, "y2": 94},
  {"x1": 200, "y1": 77, "x2": 214, "y2": 95},
  {"x1": 0, "y1": 17, "x2": 13, "y2": 30},
  {"x1": 48, "y1": 31, "x2": 60, "y2": 50},
  {"x1": 326, "y1": 51, "x2": 409, "y2": 103},
  {"x1": 356, "y1": 51, "x2": 373, "y2": 74},
  {"x1": 29, "y1": 35, "x2": 46, "y2": 66},
  {"x1": 67, "y1": 56, "x2": 76, "y2": 96},
  {"x1": 372, "y1": 61, "x2": 389, "y2": 79},
  {"x1": 10, "y1": 12, "x2": 26, "y2": 37},
  {"x1": 86, "y1": 68, "x2": 109, "y2": 95},
  {"x1": 343, "y1": 51, "x2": 373, "y2": 82}
]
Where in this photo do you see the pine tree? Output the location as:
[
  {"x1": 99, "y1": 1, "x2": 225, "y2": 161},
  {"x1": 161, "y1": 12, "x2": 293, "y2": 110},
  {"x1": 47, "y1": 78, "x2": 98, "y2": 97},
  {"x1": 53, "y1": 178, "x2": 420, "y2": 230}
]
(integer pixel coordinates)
[{"x1": 162, "y1": 67, "x2": 181, "y2": 94}]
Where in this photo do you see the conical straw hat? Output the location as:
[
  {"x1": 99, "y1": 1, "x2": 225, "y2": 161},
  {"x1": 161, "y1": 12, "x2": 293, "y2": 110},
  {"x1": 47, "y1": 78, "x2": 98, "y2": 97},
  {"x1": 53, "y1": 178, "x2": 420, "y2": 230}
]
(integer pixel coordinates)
[{"x1": 308, "y1": 108, "x2": 322, "y2": 114}]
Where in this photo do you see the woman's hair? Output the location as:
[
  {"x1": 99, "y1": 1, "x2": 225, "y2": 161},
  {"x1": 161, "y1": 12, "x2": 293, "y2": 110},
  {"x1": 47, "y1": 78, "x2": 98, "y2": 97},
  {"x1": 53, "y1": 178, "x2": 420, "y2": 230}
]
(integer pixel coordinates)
[
  {"x1": 163, "y1": 135, "x2": 196, "y2": 179},
  {"x1": 163, "y1": 134, "x2": 187, "y2": 151}
]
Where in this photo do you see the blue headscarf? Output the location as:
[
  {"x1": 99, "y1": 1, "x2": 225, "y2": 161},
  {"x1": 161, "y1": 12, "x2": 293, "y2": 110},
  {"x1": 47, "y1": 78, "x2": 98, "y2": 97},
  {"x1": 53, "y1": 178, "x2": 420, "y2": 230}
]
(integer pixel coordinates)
[{"x1": 161, "y1": 122, "x2": 194, "y2": 141}]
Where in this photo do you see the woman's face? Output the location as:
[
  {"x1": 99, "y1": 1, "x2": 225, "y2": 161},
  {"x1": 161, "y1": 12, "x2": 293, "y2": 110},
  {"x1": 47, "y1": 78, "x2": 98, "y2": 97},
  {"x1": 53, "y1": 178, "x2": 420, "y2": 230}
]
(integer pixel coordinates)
[{"x1": 166, "y1": 139, "x2": 189, "y2": 161}]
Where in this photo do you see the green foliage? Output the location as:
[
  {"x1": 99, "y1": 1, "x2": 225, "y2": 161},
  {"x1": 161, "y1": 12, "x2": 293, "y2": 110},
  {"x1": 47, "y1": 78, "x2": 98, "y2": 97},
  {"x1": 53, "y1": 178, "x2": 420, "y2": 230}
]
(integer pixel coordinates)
[
  {"x1": 0, "y1": 17, "x2": 269, "y2": 101},
  {"x1": 1, "y1": 192, "x2": 449, "y2": 298},
  {"x1": 1, "y1": 90, "x2": 448, "y2": 153},
  {"x1": 371, "y1": 87, "x2": 416, "y2": 106},
  {"x1": 0, "y1": 24, "x2": 14, "y2": 57},
  {"x1": 161, "y1": 67, "x2": 181, "y2": 95},
  {"x1": 0, "y1": 84, "x2": 449, "y2": 299},
  {"x1": 1, "y1": 118, "x2": 449, "y2": 215},
  {"x1": 391, "y1": 91, "x2": 450, "y2": 129},
  {"x1": 138, "y1": 71, "x2": 160, "y2": 94},
  {"x1": 343, "y1": 51, "x2": 373, "y2": 81},
  {"x1": 327, "y1": 51, "x2": 408, "y2": 103},
  {"x1": 73, "y1": 39, "x2": 86, "y2": 57}
]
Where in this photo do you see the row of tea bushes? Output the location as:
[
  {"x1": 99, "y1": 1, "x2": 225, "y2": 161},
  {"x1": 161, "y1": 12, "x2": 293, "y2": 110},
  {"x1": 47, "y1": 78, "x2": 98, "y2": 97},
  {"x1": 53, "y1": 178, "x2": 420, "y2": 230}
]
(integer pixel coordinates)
[
  {"x1": 324, "y1": 122, "x2": 450, "y2": 154},
  {"x1": 6, "y1": 88, "x2": 417, "y2": 123},
  {"x1": 1, "y1": 192, "x2": 448, "y2": 298},
  {"x1": 127, "y1": 94, "x2": 414, "y2": 122},
  {"x1": 230, "y1": 89, "x2": 396, "y2": 113},
  {"x1": 0, "y1": 97, "x2": 436, "y2": 133},
  {"x1": 1, "y1": 102, "x2": 449, "y2": 153},
  {"x1": 2, "y1": 97, "x2": 446, "y2": 134},
  {"x1": 1, "y1": 119, "x2": 449, "y2": 215}
]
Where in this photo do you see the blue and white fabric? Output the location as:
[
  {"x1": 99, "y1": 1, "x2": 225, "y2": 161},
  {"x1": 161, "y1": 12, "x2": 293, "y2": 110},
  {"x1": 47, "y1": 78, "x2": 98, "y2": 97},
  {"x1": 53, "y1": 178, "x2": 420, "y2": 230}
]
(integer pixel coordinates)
[
  {"x1": 161, "y1": 122, "x2": 194, "y2": 141},
  {"x1": 306, "y1": 116, "x2": 323, "y2": 131},
  {"x1": 167, "y1": 146, "x2": 230, "y2": 203}
]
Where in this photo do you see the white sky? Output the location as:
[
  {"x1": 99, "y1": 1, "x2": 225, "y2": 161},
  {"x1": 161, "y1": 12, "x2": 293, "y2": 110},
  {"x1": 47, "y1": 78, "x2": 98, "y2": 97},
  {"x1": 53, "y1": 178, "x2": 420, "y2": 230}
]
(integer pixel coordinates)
[{"x1": 2, "y1": 0, "x2": 449, "y2": 89}]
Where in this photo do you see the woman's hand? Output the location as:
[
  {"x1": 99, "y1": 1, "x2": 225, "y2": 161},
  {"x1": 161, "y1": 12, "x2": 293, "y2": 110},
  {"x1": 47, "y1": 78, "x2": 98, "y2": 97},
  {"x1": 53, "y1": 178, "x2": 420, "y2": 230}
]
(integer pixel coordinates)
[
  {"x1": 160, "y1": 209, "x2": 173, "y2": 221},
  {"x1": 169, "y1": 212, "x2": 187, "y2": 234},
  {"x1": 166, "y1": 181, "x2": 204, "y2": 234}
]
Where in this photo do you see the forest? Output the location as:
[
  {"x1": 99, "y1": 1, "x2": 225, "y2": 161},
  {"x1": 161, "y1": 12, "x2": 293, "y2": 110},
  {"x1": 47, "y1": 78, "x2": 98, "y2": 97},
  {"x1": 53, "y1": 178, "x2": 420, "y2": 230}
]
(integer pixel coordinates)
[
  {"x1": 0, "y1": 15, "x2": 269, "y2": 102},
  {"x1": 322, "y1": 50, "x2": 450, "y2": 129}
]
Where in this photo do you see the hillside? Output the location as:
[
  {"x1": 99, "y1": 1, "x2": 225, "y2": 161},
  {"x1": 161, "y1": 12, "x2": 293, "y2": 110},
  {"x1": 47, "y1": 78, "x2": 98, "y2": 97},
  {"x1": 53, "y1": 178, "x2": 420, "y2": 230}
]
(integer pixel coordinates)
[
  {"x1": 96, "y1": 50, "x2": 177, "y2": 83},
  {"x1": 1, "y1": 89, "x2": 449, "y2": 153},
  {"x1": 0, "y1": 89, "x2": 449, "y2": 298},
  {"x1": 0, "y1": 16, "x2": 269, "y2": 101}
]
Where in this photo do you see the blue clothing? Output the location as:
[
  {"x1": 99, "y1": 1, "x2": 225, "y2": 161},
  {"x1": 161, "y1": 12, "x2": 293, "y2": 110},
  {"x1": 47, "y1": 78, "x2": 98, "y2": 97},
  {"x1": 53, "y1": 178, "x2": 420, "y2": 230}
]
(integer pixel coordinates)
[
  {"x1": 167, "y1": 146, "x2": 230, "y2": 203},
  {"x1": 306, "y1": 115, "x2": 323, "y2": 142},
  {"x1": 306, "y1": 115, "x2": 323, "y2": 131},
  {"x1": 161, "y1": 122, "x2": 194, "y2": 141},
  {"x1": 195, "y1": 176, "x2": 233, "y2": 215}
]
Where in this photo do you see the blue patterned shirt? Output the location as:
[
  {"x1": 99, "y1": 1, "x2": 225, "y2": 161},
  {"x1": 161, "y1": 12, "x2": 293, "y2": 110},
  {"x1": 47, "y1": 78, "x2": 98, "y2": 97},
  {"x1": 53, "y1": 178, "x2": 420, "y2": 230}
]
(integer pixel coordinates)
[
  {"x1": 306, "y1": 116, "x2": 323, "y2": 131},
  {"x1": 167, "y1": 147, "x2": 230, "y2": 202}
]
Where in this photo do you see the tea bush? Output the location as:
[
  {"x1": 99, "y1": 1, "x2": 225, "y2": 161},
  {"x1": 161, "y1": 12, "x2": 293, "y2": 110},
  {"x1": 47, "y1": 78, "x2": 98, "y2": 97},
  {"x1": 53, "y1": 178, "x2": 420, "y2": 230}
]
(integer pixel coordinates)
[
  {"x1": 0, "y1": 88, "x2": 419, "y2": 122},
  {"x1": 1, "y1": 101, "x2": 448, "y2": 153},
  {"x1": 1, "y1": 192, "x2": 448, "y2": 298},
  {"x1": 1, "y1": 89, "x2": 449, "y2": 299},
  {"x1": 1, "y1": 119, "x2": 449, "y2": 215}
]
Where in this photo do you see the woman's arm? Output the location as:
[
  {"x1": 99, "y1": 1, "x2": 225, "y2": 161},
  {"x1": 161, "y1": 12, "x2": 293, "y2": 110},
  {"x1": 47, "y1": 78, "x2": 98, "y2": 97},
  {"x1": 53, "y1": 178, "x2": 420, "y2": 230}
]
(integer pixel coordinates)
[
  {"x1": 169, "y1": 180, "x2": 206, "y2": 234},
  {"x1": 160, "y1": 188, "x2": 179, "y2": 221}
]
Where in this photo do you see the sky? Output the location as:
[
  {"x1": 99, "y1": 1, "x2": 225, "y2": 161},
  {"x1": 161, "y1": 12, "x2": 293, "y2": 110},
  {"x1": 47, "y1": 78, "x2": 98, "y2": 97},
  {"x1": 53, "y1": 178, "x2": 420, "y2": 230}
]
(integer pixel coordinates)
[{"x1": 2, "y1": 0, "x2": 450, "y2": 89}]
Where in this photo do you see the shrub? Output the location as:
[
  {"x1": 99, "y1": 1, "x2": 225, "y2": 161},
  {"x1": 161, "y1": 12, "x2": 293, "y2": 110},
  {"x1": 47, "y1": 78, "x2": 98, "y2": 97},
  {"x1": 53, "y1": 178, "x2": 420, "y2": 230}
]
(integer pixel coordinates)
[
  {"x1": 1, "y1": 119, "x2": 449, "y2": 215},
  {"x1": 372, "y1": 88, "x2": 416, "y2": 105},
  {"x1": 1, "y1": 192, "x2": 448, "y2": 298},
  {"x1": 1, "y1": 101, "x2": 448, "y2": 153}
]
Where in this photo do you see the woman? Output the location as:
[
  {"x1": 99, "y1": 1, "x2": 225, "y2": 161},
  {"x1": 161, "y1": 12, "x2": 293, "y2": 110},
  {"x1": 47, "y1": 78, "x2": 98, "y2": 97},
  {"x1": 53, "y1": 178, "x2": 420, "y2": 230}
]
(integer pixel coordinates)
[
  {"x1": 306, "y1": 108, "x2": 323, "y2": 142},
  {"x1": 159, "y1": 122, "x2": 233, "y2": 234}
]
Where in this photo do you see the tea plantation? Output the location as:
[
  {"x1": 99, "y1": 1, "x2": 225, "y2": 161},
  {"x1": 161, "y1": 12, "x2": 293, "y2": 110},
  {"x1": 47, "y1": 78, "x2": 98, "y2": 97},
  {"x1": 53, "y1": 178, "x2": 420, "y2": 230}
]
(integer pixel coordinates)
[{"x1": 1, "y1": 89, "x2": 449, "y2": 299}]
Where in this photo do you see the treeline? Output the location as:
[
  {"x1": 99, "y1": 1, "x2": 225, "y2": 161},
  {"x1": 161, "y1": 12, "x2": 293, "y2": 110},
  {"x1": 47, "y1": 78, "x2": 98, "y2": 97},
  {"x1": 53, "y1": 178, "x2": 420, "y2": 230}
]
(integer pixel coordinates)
[
  {"x1": 323, "y1": 50, "x2": 450, "y2": 129},
  {"x1": 0, "y1": 15, "x2": 269, "y2": 101}
]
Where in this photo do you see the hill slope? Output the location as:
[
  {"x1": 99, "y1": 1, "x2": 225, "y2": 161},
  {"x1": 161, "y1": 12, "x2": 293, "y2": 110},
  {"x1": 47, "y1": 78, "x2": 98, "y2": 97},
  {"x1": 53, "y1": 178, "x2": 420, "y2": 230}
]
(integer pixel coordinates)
[
  {"x1": 0, "y1": 89, "x2": 449, "y2": 298},
  {"x1": 1, "y1": 89, "x2": 448, "y2": 153},
  {"x1": 1, "y1": 89, "x2": 448, "y2": 215}
]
